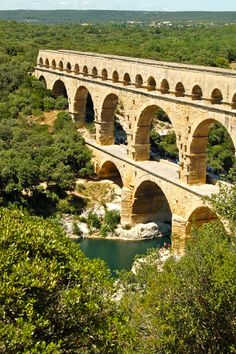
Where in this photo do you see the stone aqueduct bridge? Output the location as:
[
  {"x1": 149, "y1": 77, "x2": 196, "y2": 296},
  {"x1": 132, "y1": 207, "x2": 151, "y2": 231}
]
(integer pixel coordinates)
[{"x1": 35, "y1": 49, "x2": 236, "y2": 253}]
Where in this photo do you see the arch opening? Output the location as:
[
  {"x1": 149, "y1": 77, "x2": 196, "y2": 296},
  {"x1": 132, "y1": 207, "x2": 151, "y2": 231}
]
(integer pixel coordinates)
[
  {"x1": 135, "y1": 74, "x2": 143, "y2": 88},
  {"x1": 186, "y1": 206, "x2": 218, "y2": 235},
  {"x1": 83, "y1": 65, "x2": 88, "y2": 76},
  {"x1": 39, "y1": 57, "x2": 43, "y2": 67},
  {"x1": 231, "y1": 93, "x2": 236, "y2": 109},
  {"x1": 52, "y1": 59, "x2": 56, "y2": 69},
  {"x1": 160, "y1": 79, "x2": 169, "y2": 94},
  {"x1": 134, "y1": 105, "x2": 178, "y2": 163},
  {"x1": 132, "y1": 181, "x2": 172, "y2": 229},
  {"x1": 189, "y1": 120, "x2": 236, "y2": 184},
  {"x1": 192, "y1": 85, "x2": 203, "y2": 100},
  {"x1": 99, "y1": 94, "x2": 127, "y2": 146},
  {"x1": 112, "y1": 71, "x2": 119, "y2": 83},
  {"x1": 52, "y1": 79, "x2": 68, "y2": 99},
  {"x1": 73, "y1": 86, "x2": 95, "y2": 126},
  {"x1": 147, "y1": 76, "x2": 156, "y2": 91},
  {"x1": 175, "y1": 82, "x2": 185, "y2": 97},
  {"x1": 66, "y1": 62, "x2": 72, "y2": 72},
  {"x1": 58, "y1": 60, "x2": 63, "y2": 71},
  {"x1": 74, "y1": 64, "x2": 80, "y2": 74},
  {"x1": 45, "y1": 58, "x2": 49, "y2": 68},
  {"x1": 98, "y1": 161, "x2": 123, "y2": 188},
  {"x1": 123, "y1": 73, "x2": 131, "y2": 86},
  {"x1": 39, "y1": 76, "x2": 46, "y2": 86},
  {"x1": 92, "y1": 66, "x2": 98, "y2": 78},
  {"x1": 211, "y1": 88, "x2": 223, "y2": 104},
  {"x1": 102, "y1": 68, "x2": 108, "y2": 80}
]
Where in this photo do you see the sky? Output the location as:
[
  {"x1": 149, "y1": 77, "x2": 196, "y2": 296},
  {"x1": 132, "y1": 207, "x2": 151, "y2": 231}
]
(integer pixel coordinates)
[{"x1": 0, "y1": 0, "x2": 236, "y2": 11}]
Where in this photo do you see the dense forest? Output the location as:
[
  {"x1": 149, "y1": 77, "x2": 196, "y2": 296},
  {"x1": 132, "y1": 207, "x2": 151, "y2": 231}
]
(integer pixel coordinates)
[
  {"x1": 0, "y1": 17, "x2": 235, "y2": 352},
  {"x1": 0, "y1": 10, "x2": 236, "y2": 24}
]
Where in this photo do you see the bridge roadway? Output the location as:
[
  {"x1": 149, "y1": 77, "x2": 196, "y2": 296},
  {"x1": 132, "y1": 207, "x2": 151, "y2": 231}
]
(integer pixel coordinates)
[{"x1": 86, "y1": 139, "x2": 219, "y2": 198}]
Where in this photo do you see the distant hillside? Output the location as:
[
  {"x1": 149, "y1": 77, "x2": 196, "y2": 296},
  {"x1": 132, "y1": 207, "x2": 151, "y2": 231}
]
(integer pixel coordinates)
[{"x1": 0, "y1": 10, "x2": 236, "y2": 24}]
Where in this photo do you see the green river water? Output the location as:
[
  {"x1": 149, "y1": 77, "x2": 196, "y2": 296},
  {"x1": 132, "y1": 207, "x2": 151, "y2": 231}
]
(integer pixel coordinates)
[{"x1": 77, "y1": 236, "x2": 171, "y2": 274}]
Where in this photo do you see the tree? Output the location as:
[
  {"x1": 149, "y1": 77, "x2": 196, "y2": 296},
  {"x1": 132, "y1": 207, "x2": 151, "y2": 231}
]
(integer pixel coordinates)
[
  {"x1": 120, "y1": 183, "x2": 236, "y2": 353},
  {"x1": 0, "y1": 208, "x2": 130, "y2": 353}
]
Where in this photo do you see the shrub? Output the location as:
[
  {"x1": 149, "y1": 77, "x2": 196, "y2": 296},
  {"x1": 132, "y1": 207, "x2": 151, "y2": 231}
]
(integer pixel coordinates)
[
  {"x1": 104, "y1": 209, "x2": 120, "y2": 231},
  {"x1": 43, "y1": 97, "x2": 55, "y2": 111},
  {"x1": 72, "y1": 221, "x2": 83, "y2": 237},
  {"x1": 55, "y1": 96, "x2": 68, "y2": 110},
  {"x1": 87, "y1": 211, "x2": 101, "y2": 229}
]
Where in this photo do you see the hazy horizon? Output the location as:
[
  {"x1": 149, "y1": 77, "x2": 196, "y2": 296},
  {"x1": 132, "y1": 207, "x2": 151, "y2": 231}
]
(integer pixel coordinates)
[{"x1": 0, "y1": 0, "x2": 235, "y2": 12}]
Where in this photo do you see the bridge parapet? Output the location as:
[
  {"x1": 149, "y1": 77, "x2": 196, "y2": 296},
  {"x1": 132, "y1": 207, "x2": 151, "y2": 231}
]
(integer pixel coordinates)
[{"x1": 37, "y1": 49, "x2": 236, "y2": 108}]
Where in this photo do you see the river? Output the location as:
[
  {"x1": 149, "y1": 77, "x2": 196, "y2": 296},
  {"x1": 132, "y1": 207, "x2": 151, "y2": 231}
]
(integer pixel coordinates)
[{"x1": 77, "y1": 236, "x2": 171, "y2": 274}]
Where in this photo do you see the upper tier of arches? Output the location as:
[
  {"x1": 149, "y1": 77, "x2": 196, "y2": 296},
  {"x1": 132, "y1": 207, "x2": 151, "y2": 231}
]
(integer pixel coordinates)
[{"x1": 38, "y1": 56, "x2": 236, "y2": 110}]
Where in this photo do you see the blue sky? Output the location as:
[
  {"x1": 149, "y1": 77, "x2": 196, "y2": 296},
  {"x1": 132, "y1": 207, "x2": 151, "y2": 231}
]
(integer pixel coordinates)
[{"x1": 0, "y1": 0, "x2": 236, "y2": 11}]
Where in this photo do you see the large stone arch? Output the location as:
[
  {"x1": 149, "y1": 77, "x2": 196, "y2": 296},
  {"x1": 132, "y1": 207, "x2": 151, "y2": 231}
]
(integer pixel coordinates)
[
  {"x1": 131, "y1": 179, "x2": 172, "y2": 226},
  {"x1": 52, "y1": 79, "x2": 68, "y2": 98},
  {"x1": 73, "y1": 86, "x2": 95, "y2": 125},
  {"x1": 96, "y1": 91, "x2": 126, "y2": 146},
  {"x1": 187, "y1": 118, "x2": 236, "y2": 185},
  {"x1": 132, "y1": 100, "x2": 179, "y2": 161}
]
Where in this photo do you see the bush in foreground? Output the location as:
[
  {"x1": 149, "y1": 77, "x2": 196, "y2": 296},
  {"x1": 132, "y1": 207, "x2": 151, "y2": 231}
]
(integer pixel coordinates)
[{"x1": 0, "y1": 208, "x2": 129, "y2": 353}]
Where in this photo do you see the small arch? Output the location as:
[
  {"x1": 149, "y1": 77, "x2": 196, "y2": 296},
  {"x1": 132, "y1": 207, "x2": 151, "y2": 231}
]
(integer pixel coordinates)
[
  {"x1": 74, "y1": 64, "x2": 80, "y2": 74},
  {"x1": 83, "y1": 65, "x2": 88, "y2": 76},
  {"x1": 231, "y1": 93, "x2": 236, "y2": 109},
  {"x1": 45, "y1": 58, "x2": 49, "y2": 68},
  {"x1": 102, "y1": 68, "x2": 108, "y2": 80},
  {"x1": 123, "y1": 73, "x2": 131, "y2": 86},
  {"x1": 160, "y1": 79, "x2": 169, "y2": 94},
  {"x1": 39, "y1": 57, "x2": 43, "y2": 67},
  {"x1": 147, "y1": 76, "x2": 156, "y2": 91},
  {"x1": 92, "y1": 66, "x2": 98, "y2": 78},
  {"x1": 98, "y1": 161, "x2": 123, "y2": 188},
  {"x1": 58, "y1": 60, "x2": 63, "y2": 71},
  {"x1": 52, "y1": 59, "x2": 56, "y2": 69},
  {"x1": 175, "y1": 82, "x2": 185, "y2": 97},
  {"x1": 39, "y1": 76, "x2": 46, "y2": 86},
  {"x1": 211, "y1": 88, "x2": 223, "y2": 104},
  {"x1": 66, "y1": 62, "x2": 72, "y2": 73},
  {"x1": 135, "y1": 74, "x2": 143, "y2": 88},
  {"x1": 52, "y1": 79, "x2": 68, "y2": 98},
  {"x1": 132, "y1": 180, "x2": 172, "y2": 225},
  {"x1": 112, "y1": 71, "x2": 119, "y2": 83},
  {"x1": 192, "y1": 85, "x2": 203, "y2": 100}
]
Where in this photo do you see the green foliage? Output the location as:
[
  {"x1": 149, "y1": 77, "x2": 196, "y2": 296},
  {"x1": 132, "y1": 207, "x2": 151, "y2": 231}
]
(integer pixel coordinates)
[
  {"x1": 43, "y1": 96, "x2": 55, "y2": 111},
  {"x1": 208, "y1": 183, "x2": 236, "y2": 232},
  {"x1": 54, "y1": 96, "x2": 69, "y2": 110},
  {"x1": 121, "y1": 222, "x2": 236, "y2": 353},
  {"x1": 104, "y1": 209, "x2": 120, "y2": 230},
  {"x1": 87, "y1": 211, "x2": 101, "y2": 230},
  {"x1": 0, "y1": 207, "x2": 130, "y2": 353},
  {"x1": 0, "y1": 117, "x2": 93, "y2": 214},
  {"x1": 72, "y1": 221, "x2": 83, "y2": 236},
  {"x1": 208, "y1": 124, "x2": 236, "y2": 178},
  {"x1": 53, "y1": 111, "x2": 73, "y2": 131},
  {"x1": 100, "y1": 210, "x2": 120, "y2": 237}
]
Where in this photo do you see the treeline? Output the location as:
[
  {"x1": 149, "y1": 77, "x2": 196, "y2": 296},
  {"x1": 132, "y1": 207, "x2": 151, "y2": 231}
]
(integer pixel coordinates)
[
  {"x1": 0, "y1": 10, "x2": 236, "y2": 24},
  {"x1": 0, "y1": 20, "x2": 236, "y2": 67}
]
